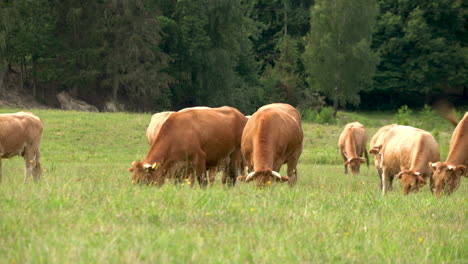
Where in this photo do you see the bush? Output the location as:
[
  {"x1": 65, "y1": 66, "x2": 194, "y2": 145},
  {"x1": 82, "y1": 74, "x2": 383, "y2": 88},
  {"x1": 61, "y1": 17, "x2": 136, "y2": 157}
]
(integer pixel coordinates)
[
  {"x1": 301, "y1": 108, "x2": 317, "y2": 122},
  {"x1": 394, "y1": 105, "x2": 412, "y2": 125},
  {"x1": 315, "y1": 106, "x2": 336, "y2": 124}
]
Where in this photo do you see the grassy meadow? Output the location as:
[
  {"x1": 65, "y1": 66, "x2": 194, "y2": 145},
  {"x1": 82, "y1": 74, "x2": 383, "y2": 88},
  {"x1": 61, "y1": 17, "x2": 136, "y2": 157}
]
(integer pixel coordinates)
[{"x1": 0, "y1": 108, "x2": 466, "y2": 263}]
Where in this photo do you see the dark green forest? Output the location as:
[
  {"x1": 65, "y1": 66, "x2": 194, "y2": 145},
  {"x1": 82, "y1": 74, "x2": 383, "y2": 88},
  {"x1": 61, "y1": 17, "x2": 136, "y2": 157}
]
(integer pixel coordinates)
[{"x1": 0, "y1": 0, "x2": 466, "y2": 113}]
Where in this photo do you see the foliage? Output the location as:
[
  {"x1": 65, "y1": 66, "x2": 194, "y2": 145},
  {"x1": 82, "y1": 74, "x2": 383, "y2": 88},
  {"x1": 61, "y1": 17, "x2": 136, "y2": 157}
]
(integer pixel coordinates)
[
  {"x1": 370, "y1": 0, "x2": 468, "y2": 107},
  {"x1": 302, "y1": 0, "x2": 379, "y2": 114},
  {"x1": 0, "y1": 0, "x2": 467, "y2": 112},
  {"x1": 393, "y1": 105, "x2": 413, "y2": 125},
  {"x1": 300, "y1": 106, "x2": 336, "y2": 124}
]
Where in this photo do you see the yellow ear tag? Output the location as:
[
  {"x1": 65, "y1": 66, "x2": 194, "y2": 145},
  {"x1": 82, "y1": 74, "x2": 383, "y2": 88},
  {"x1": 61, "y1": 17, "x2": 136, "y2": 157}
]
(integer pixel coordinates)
[{"x1": 152, "y1": 163, "x2": 159, "y2": 170}]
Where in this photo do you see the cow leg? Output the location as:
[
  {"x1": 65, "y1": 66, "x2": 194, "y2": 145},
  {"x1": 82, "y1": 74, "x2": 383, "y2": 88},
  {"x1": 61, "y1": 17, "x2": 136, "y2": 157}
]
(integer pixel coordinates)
[
  {"x1": 287, "y1": 157, "x2": 299, "y2": 186},
  {"x1": 33, "y1": 149, "x2": 42, "y2": 182},
  {"x1": 364, "y1": 150, "x2": 369, "y2": 167},
  {"x1": 208, "y1": 167, "x2": 217, "y2": 186},
  {"x1": 429, "y1": 173, "x2": 434, "y2": 193},
  {"x1": 340, "y1": 150, "x2": 348, "y2": 174},
  {"x1": 381, "y1": 168, "x2": 390, "y2": 195},
  {"x1": 23, "y1": 156, "x2": 34, "y2": 183},
  {"x1": 377, "y1": 167, "x2": 383, "y2": 189},
  {"x1": 194, "y1": 153, "x2": 207, "y2": 188}
]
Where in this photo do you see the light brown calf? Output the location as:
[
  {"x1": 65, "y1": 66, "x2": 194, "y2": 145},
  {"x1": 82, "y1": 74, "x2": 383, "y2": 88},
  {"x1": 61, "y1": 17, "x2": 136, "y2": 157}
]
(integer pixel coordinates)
[
  {"x1": 0, "y1": 112, "x2": 43, "y2": 182},
  {"x1": 338, "y1": 122, "x2": 369, "y2": 175}
]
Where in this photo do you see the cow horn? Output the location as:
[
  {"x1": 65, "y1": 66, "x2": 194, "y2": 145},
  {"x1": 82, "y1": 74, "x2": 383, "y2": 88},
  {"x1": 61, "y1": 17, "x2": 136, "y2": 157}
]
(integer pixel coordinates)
[
  {"x1": 396, "y1": 171, "x2": 404, "y2": 179},
  {"x1": 272, "y1": 171, "x2": 282, "y2": 179},
  {"x1": 414, "y1": 172, "x2": 421, "y2": 176},
  {"x1": 448, "y1": 165, "x2": 455, "y2": 171},
  {"x1": 246, "y1": 171, "x2": 255, "y2": 181},
  {"x1": 152, "y1": 162, "x2": 159, "y2": 170},
  {"x1": 430, "y1": 162, "x2": 437, "y2": 168}
]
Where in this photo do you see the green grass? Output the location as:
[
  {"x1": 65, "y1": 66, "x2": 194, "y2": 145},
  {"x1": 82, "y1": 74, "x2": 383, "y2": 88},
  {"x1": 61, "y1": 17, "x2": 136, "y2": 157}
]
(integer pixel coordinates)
[{"x1": 0, "y1": 108, "x2": 466, "y2": 263}]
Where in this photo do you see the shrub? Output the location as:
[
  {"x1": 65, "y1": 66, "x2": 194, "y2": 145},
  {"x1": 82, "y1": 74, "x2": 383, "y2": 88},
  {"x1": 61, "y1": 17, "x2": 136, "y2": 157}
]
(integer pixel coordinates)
[
  {"x1": 315, "y1": 106, "x2": 336, "y2": 124},
  {"x1": 301, "y1": 108, "x2": 317, "y2": 122},
  {"x1": 394, "y1": 105, "x2": 412, "y2": 125}
]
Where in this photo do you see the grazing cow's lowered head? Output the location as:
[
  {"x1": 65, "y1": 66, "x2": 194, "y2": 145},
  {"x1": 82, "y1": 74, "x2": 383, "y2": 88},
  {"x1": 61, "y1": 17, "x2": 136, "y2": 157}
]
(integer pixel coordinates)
[
  {"x1": 237, "y1": 169, "x2": 289, "y2": 187},
  {"x1": 395, "y1": 170, "x2": 426, "y2": 194},
  {"x1": 128, "y1": 161, "x2": 164, "y2": 186},
  {"x1": 344, "y1": 156, "x2": 367, "y2": 175},
  {"x1": 430, "y1": 162, "x2": 467, "y2": 195}
]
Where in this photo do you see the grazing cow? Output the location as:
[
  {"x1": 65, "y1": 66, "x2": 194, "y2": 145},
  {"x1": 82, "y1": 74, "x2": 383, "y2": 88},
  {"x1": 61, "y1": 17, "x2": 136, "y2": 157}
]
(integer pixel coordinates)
[
  {"x1": 368, "y1": 124, "x2": 398, "y2": 184},
  {"x1": 145, "y1": 110, "x2": 245, "y2": 186},
  {"x1": 130, "y1": 106, "x2": 247, "y2": 187},
  {"x1": 238, "y1": 103, "x2": 303, "y2": 187},
  {"x1": 430, "y1": 112, "x2": 468, "y2": 195},
  {"x1": 370, "y1": 126, "x2": 440, "y2": 195},
  {"x1": 338, "y1": 122, "x2": 369, "y2": 175},
  {"x1": 0, "y1": 112, "x2": 43, "y2": 182}
]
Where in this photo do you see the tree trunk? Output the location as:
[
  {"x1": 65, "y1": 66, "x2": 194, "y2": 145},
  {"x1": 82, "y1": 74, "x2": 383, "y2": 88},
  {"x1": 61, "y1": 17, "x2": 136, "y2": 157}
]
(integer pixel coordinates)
[
  {"x1": 19, "y1": 57, "x2": 25, "y2": 92},
  {"x1": 32, "y1": 58, "x2": 37, "y2": 97},
  {"x1": 284, "y1": 2, "x2": 288, "y2": 36},
  {"x1": 112, "y1": 75, "x2": 119, "y2": 102},
  {"x1": 0, "y1": 62, "x2": 5, "y2": 96},
  {"x1": 333, "y1": 99, "x2": 338, "y2": 118}
]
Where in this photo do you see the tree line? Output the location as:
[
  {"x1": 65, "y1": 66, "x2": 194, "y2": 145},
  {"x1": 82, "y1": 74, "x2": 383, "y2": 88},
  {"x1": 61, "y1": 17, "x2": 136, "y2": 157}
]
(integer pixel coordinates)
[{"x1": 0, "y1": 0, "x2": 466, "y2": 114}]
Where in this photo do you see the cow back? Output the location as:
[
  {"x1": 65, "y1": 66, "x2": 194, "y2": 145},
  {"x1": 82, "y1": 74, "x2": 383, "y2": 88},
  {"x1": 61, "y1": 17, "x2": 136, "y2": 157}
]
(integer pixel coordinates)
[
  {"x1": 339, "y1": 122, "x2": 367, "y2": 158},
  {"x1": 380, "y1": 126, "x2": 439, "y2": 174},
  {"x1": 446, "y1": 112, "x2": 468, "y2": 165},
  {"x1": 0, "y1": 112, "x2": 43, "y2": 158},
  {"x1": 144, "y1": 106, "x2": 247, "y2": 167},
  {"x1": 242, "y1": 103, "x2": 303, "y2": 171}
]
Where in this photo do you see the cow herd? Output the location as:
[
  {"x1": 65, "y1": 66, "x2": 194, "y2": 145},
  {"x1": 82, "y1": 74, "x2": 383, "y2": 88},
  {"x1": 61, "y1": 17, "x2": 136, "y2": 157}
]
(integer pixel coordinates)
[{"x1": 0, "y1": 104, "x2": 466, "y2": 196}]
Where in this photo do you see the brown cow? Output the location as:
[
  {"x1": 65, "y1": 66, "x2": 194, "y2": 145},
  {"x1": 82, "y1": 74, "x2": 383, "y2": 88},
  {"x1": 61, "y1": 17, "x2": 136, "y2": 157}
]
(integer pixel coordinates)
[
  {"x1": 370, "y1": 125, "x2": 440, "y2": 195},
  {"x1": 130, "y1": 106, "x2": 247, "y2": 187},
  {"x1": 368, "y1": 124, "x2": 398, "y2": 185},
  {"x1": 238, "y1": 103, "x2": 303, "y2": 187},
  {"x1": 338, "y1": 122, "x2": 369, "y2": 175},
  {"x1": 430, "y1": 112, "x2": 468, "y2": 195},
  {"x1": 145, "y1": 110, "x2": 245, "y2": 186},
  {"x1": 0, "y1": 112, "x2": 43, "y2": 182}
]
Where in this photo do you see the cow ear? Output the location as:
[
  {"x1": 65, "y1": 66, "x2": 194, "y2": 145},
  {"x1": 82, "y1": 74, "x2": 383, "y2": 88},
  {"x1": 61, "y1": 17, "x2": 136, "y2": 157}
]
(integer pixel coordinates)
[
  {"x1": 280, "y1": 176, "x2": 289, "y2": 182},
  {"x1": 129, "y1": 161, "x2": 139, "y2": 172},
  {"x1": 417, "y1": 175, "x2": 426, "y2": 184},
  {"x1": 344, "y1": 160, "x2": 350, "y2": 165},
  {"x1": 358, "y1": 157, "x2": 367, "y2": 164},
  {"x1": 369, "y1": 146, "x2": 381, "y2": 155},
  {"x1": 455, "y1": 165, "x2": 467, "y2": 177}
]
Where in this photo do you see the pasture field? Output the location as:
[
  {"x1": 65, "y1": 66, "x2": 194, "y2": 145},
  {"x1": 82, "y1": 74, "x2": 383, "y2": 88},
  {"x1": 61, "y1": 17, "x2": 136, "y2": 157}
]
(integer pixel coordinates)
[{"x1": 0, "y1": 108, "x2": 466, "y2": 263}]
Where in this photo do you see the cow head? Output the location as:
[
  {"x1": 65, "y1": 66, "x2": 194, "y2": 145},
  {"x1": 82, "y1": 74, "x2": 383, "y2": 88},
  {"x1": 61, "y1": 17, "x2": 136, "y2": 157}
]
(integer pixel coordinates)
[
  {"x1": 344, "y1": 157, "x2": 367, "y2": 175},
  {"x1": 128, "y1": 161, "x2": 164, "y2": 186},
  {"x1": 430, "y1": 162, "x2": 467, "y2": 196},
  {"x1": 396, "y1": 170, "x2": 426, "y2": 194},
  {"x1": 237, "y1": 169, "x2": 289, "y2": 187},
  {"x1": 369, "y1": 145, "x2": 382, "y2": 168}
]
